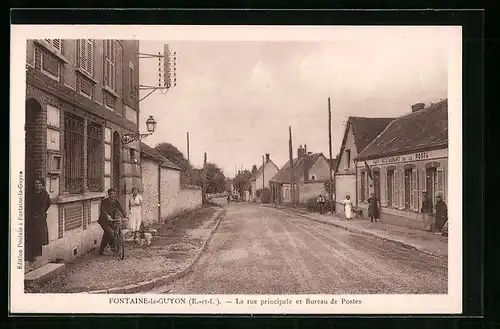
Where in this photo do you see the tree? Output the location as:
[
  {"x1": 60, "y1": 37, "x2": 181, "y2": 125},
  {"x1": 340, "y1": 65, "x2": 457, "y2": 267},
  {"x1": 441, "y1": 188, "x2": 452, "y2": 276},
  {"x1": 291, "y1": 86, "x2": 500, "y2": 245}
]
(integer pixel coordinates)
[
  {"x1": 154, "y1": 142, "x2": 198, "y2": 187},
  {"x1": 233, "y1": 169, "x2": 252, "y2": 195},
  {"x1": 204, "y1": 163, "x2": 226, "y2": 194}
]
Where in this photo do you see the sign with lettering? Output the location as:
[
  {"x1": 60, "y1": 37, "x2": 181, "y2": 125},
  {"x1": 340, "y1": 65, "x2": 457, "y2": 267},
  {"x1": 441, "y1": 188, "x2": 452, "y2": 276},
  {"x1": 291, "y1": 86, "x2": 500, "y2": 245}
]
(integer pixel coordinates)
[{"x1": 359, "y1": 148, "x2": 447, "y2": 167}]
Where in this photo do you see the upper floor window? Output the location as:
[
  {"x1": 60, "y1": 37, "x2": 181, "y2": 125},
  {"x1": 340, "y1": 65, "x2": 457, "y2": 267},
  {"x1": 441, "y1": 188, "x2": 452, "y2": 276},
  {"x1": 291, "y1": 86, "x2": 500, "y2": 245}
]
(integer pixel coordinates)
[
  {"x1": 77, "y1": 39, "x2": 94, "y2": 77},
  {"x1": 103, "y1": 40, "x2": 116, "y2": 91},
  {"x1": 45, "y1": 39, "x2": 62, "y2": 55}
]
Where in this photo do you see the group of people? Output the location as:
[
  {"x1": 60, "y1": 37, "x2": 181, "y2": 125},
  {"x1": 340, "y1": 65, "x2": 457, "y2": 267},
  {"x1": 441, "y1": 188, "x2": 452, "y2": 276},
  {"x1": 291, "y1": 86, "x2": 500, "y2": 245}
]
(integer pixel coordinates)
[
  {"x1": 314, "y1": 190, "x2": 448, "y2": 234},
  {"x1": 25, "y1": 179, "x2": 145, "y2": 263}
]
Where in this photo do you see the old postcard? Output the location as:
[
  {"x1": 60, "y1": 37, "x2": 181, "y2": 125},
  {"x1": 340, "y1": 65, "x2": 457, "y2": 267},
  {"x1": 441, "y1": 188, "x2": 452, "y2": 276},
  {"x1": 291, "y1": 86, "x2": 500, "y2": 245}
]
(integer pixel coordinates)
[{"x1": 10, "y1": 25, "x2": 462, "y2": 314}]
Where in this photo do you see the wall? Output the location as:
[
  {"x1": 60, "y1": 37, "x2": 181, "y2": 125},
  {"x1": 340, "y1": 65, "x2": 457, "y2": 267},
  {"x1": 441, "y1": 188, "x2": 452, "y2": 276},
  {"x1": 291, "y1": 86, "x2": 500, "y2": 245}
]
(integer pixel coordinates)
[
  {"x1": 254, "y1": 162, "x2": 280, "y2": 191},
  {"x1": 336, "y1": 124, "x2": 358, "y2": 174},
  {"x1": 141, "y1": 158, "x2": 160, "y2": 225},
  {"x1": 299, "y1": 181, "x2": 327, "y2": 203},
  {"x1": 355, "y1": 148, "x2": 448, "y2": 228},
  {"x1": 24, "y1": 39, "x2": 140, "y2": 272},
  {"x1": 159, "y1": 167, "x2": 181, "y2": 219},
  {"x1": 335, "y1": 175, "x2": 356, "y2": 213},
  {"x1": 307, "y1": 157, "x2": 331, "y2": 180}
]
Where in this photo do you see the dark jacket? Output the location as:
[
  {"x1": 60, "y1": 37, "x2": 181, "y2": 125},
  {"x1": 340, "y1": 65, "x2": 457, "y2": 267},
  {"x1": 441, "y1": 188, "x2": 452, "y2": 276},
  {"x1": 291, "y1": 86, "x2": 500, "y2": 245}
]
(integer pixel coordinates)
[
  {"x1": 26, "y1": 189, "x2": 51, "y2": 260},
  {"x1": 421, "y1": 198, "x2": 433, "y2": 214},
  {"x1": 98, "y1": 197, "x2": 127, "y2": 225},
  {"x1": 368, "y1": 197, "x2": 380, "y2": 218},
  {"x1": 435, "y1": 201, "x2": 448, "y2": 220}
]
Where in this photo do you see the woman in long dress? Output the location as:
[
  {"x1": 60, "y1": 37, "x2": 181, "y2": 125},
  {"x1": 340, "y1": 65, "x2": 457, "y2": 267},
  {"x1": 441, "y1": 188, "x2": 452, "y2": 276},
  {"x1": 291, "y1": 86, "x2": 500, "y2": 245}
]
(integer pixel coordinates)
[
  {"x1": 343, "y1": 195, "x2": 353, "y2": 220},
  {"x1": 128, "y1": 187, "x2": 143, "y2": 242},
  {"x1": 25, "y1": 178, "x2": 51, "y2": 262}
]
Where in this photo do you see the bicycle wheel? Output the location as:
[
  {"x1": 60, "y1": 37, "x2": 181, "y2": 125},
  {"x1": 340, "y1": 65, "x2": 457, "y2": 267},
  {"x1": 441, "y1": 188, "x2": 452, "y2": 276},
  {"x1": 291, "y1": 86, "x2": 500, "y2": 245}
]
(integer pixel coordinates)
[
  {"x1": 119, "y1": 231, "x2": 125, "y2": 260},
  {"x1": 113, "y1": 230, "x2": 122, "y2": 259}
]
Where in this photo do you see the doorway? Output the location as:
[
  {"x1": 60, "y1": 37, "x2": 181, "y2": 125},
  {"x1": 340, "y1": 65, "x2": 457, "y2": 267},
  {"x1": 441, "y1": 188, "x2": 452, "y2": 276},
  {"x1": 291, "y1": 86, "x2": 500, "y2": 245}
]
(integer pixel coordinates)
[{"x1": 112, "y1": 131, "x2": 121, "y2": 194}]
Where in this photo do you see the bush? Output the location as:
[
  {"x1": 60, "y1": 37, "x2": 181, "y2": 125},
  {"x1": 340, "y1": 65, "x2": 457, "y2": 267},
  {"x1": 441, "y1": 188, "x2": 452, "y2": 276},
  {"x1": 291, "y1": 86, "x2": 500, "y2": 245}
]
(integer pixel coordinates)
[{"x1": 305, "y1": 197, "x2": 333, "y2": 213}]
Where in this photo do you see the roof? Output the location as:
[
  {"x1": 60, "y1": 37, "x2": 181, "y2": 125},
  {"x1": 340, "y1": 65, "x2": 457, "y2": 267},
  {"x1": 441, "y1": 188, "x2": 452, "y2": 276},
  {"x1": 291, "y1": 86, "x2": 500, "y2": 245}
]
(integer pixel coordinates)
[
  {"x1": 334, "y1": 116, "x2": 394, "y2": 172},
  {"x1": 270, "y1": 153, "x2": 326, "y2": 184},
  {"x1": 250, "y1": 159, "x2": 279, "y2": 181},
  {"x1": 139, "y1": 142, "x2": 184, "y2": 171},
  {"x1": 356, "y1": 99, "x2": 448, "y2": 160}
]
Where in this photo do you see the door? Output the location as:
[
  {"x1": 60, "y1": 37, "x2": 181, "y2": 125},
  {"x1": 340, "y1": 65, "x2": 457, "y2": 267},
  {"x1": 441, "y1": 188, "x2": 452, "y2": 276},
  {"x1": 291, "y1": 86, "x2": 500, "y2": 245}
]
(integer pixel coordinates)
[
  {"x1": 387, "y1": 170, "x2": 393, "y2": 206},
  {"x1": 112, "y1": 131, "x2": 121, "y2": 194},
  {"x1": 404, "y1": 169, "x2": 411, "y2": 210}
]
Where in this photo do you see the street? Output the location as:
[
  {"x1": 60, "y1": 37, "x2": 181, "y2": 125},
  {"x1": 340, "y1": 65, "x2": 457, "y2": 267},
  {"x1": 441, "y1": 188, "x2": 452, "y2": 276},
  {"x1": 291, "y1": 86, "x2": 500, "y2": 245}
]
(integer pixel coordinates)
[{"x1": 149, "y1": 202, "x2": 447, "y2": 294}]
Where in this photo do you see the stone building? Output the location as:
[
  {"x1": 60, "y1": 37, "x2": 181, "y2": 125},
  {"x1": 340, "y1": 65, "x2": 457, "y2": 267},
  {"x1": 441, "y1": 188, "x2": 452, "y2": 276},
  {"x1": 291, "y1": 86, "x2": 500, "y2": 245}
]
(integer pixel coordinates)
[
  {"x1": 354, "y1": 99, "x2": 448, "y2": 228},
  {"x1": 249, "y1": 154, "x2": 279, "y2": 202},
  {"x1": 334, "y1": 116, "x2": 394, "y2": 212},
  {"x1": 24, "y1": 39, "x2": 141, "y2": 273}
]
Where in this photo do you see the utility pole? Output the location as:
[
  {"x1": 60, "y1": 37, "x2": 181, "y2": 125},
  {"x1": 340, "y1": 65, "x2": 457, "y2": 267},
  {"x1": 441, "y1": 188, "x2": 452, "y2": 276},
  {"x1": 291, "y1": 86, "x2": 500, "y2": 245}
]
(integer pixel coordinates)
[
  {"x1": 328, "y1": 97, "x2": 335, "y2": 214},
  {"x1": 262, "y1": 155, "x2": 265, "y2": 204},
  {"x1": 202, "y1": 152, "x2": 207, "y2": 204},
  {"x1": 289, "y1": 126, "x2": 295, "y2": 204}
]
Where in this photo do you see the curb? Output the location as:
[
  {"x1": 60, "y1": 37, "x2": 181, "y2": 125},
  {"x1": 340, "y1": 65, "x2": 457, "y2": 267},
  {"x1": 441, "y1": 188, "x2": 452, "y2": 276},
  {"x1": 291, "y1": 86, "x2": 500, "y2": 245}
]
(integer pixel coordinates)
[
  {"x1": 87, "y1": 208, "x2": 227, "y2": 294},
  {"x1": 261, "y1": 204, "x2": 447, "y2": 259}
]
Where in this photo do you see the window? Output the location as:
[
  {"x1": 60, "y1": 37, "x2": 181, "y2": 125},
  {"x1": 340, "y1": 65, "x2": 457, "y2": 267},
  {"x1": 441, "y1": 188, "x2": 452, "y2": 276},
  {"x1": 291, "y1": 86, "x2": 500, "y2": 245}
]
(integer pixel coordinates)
[
  {"x1": 40, "y1": 51, "x2": 61, "y2": 81},
  {"x1": 373, "y1": 170, "x2": 381, "y2": 199},
  {"x1": 64, "y1": 113, "x2": 85, "y2": 193},
  {"x1": 103, "y1": 40, "x2": 116, "y2": 91},
  {"x1": 45, "y1": 39, "x2": 62, "y2": 54},
  {"x1": 129, "y1": 66, "x2": 135, "y2": 96},
  {"x1": 404, "y1": 169, "x2": 412, "y2": 210},
  {"x1": 346, "y1": 149, "x2": 351, "y2": 169},
  {"x1": 77, "y1": 39, "x2": 94, "y2": 77},
  {"x1": 76, "y1": 75, "x2": 94, "y2": 99},
  {"x1": 87, "y1": 123, "x2": 104, "y2": 192},
  {"x1": 311, "y1": 174, "x2": 316, "y2": 180},
  {"x1": 387, "y1": 169, "x2": 394, "y2": 206},
  {"x1": 360, "y1": 171, "x2": 366, "y2": 202},
  {"x1": 426, "y1": 168, "x2": 437, "y2": 205}
]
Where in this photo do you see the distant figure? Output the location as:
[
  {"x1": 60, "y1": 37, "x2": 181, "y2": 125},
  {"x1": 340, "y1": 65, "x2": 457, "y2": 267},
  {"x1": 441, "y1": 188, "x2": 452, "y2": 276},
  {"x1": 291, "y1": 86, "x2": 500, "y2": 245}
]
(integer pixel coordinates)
[
  {"x1": 343, "y1": 195, "x2": 353, "y2": 220},
  {"x1": 367, "y1": 192, "x2": 380, "y2": 223},
  {"x1": 434, "y1": 194, "x2": 448, "y2": 233},
  {"x1": 227, "y1": 195, "x2": 231, "y2": 204},
  {"x1": 128, "y1": 187, "x2": 143, "y2": 242},
  {"x1": 25, "y1": 178, "x2": 51, "y2": 262},
  {"x1": 316, "y1": 194, "x2": 326, "y2": 214},
  {"x1": 420, "y1": 191, "x2": 434, "y2": 232}
]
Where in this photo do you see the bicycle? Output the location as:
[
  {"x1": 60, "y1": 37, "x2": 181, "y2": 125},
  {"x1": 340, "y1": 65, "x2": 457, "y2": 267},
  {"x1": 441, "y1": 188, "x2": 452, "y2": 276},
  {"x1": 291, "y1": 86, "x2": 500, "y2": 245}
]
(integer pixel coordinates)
[{"x1": 109, "y1": 216, "x2": 128, "y2": 260}]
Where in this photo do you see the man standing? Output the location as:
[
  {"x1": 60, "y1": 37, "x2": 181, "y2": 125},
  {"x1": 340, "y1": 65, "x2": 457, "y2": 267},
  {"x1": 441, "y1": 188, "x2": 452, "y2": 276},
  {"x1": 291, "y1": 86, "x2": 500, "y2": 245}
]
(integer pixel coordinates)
[
  {"x1": 434, "y1": 194, "x2": 448, "y2": 233},
  {"x1": 420, "y1": 191, "x2": 434, "y2": 232},
  {"x1": 317, "y1": 194, "x2": 326, "y2": 215},
  {"x1": 97, "y1": 188, "x2": 127, "y2": 255}
]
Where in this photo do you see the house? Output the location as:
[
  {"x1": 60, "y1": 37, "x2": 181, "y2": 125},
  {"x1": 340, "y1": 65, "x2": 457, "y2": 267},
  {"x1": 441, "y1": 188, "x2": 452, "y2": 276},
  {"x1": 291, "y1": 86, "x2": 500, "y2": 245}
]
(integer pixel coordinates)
[
  {"x1": 24, "y1": 39, "x2": 141, "y2": 273},
  {"x1": 249, "y1": 154, "x2": 279, "y2": 202},
  {"x1": 270, "y1": 145, "x2": 331, "y2": 204},
  {"x1": 354, "y1": 100, "x2": 448, "y2": 228},
  {"x1": 334, "y1": 116, "x2": 395, "y2": 212},
  {"x1": 140, "y1": 142, "x2": 202, "y2": 225}
]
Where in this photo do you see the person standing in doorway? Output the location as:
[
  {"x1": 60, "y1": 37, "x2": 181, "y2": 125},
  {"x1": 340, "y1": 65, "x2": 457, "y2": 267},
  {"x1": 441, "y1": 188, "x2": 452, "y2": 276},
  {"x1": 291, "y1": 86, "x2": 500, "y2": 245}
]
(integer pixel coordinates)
[
  {"x1": 98, "y1": 188, "x2": 127, "y2": 255},
  {"x1": 434, "y1": 194, "x2": 448, "y2": 234},
  {"x1": 420, "y1": 191, "x2": 434, "y2": 231},
  {"x1": 25, "y1": 178, "x2": 51, "y2": 262},
  {"x1": 368, "y1": 192, "x2": 380, "y2": 223},
  {"x1": 316, "y1": 194, "x2": 326, "y2": 215},
  {"x1": 343, "y1": 195, "x2": 353, "y2": 220},
  {"x1": 128, "y1": 187, "x2": 143, "y2": 242}
]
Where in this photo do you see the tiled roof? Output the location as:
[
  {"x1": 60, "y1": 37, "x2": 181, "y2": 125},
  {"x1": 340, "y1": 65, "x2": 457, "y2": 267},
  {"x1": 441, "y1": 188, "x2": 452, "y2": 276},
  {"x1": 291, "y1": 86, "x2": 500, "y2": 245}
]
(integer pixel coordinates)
[
  {"x1": 356, "y1": 99, "x2": 448, "y2": 160},
  {"x1": 250, "y1": 159, "x2": 279, "y2": 181},
  {"x1": 139, "y1": 142, "x2": 184, "y2": 171},
  {"x1": 334, "y1": 116, "x2": 394, "y2": 172},
  {"x1": 270, "y1": 153, "x2": 325, "y2": 184}
]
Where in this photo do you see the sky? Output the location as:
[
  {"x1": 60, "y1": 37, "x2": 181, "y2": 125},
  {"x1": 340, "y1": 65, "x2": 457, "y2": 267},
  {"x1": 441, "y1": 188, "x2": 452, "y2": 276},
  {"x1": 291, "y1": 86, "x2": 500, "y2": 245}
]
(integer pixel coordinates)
[{"x1": 138, "y1": 28, "x2": 451, "y2": 178}]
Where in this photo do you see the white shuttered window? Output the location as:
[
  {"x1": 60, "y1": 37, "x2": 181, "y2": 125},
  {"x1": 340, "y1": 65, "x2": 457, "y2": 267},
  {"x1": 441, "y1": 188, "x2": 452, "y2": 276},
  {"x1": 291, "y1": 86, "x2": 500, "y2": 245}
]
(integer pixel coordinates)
[
  {"x1": 103, "y1": 40, "x2": 116, "y2": 91},
  {"x1": 45, "y1": 39, "x2": 62, "y2": 54},
  {"x1": 78, "y1": 39, "x2": 94, "y2": 77}
]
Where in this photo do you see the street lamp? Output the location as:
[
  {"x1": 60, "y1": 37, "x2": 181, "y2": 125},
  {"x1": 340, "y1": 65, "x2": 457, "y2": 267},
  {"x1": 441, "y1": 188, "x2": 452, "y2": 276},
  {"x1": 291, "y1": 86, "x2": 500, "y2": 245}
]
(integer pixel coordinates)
[{"x1": 121, "y1": 115, "x2": 158, "y2": 144}]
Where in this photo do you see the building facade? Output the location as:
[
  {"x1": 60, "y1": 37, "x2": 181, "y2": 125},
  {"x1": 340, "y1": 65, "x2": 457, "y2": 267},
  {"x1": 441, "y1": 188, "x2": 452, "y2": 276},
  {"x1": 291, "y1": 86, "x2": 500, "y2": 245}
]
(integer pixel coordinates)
[
  {"x1": 334, "y1": 117, "x2": 394, "y2": 213},
  {"x1": 249, "y1": 154, "x2": 279, "y2": 202},
  {"x1": 270, "y1": 145, "x2": 331, "y2": 204},
  {"x1": 355, "y1": 100, "x2": 448, "y2": 228},
  {"x1": 24, "y1": 39, "x2": 141, "y2": 272}
]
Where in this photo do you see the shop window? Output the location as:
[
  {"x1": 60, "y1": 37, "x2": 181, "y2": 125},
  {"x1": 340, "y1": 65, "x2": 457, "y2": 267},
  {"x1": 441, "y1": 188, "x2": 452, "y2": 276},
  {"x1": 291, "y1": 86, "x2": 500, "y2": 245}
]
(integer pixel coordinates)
[
  {"x1": 360, "y1": 171, "x2": 366, "y2": 202},
  {"x1": 64, "y1": 113, "x2": 85, "y2": 193},
  {"x1": 87, "y1": 122, "x2": 104, "y2": 192},
  {"x1": 386, "y1": 169, "x2": 394, "y2": 206}
]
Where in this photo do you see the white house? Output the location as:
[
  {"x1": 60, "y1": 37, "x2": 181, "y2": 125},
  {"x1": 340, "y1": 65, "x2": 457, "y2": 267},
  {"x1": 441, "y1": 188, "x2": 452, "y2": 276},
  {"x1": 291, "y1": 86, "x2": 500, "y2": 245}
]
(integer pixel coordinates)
[{"x1": 249, "y1": 154, "x2": 279, "y2": 202}]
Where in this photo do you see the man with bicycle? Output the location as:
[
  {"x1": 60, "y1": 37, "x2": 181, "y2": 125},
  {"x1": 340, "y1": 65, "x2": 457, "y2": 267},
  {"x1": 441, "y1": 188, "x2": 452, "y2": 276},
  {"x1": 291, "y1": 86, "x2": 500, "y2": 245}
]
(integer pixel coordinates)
[{"x1": 97, "y1": 188, "x2": 127, "y2": 256}]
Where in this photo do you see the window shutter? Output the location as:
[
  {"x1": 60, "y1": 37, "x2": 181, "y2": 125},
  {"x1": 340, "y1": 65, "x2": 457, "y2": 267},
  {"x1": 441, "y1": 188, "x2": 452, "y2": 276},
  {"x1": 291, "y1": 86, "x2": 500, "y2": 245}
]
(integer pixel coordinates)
[
  {"x1": 420, "y1": 168, "x2": 426, "y2": 209},
  {"x1": 380, "y1": 170, "x2": 389, "y2": 207},
  {"x1": 412, "y1": 169, "x2": 417, "y2": 211},
  {"x1": 399, "y1": 168, "x2": 405, "y2": 209},
  {"x1": 394, "y1": 168, "x2": 399, "y2": 208},
  {"x1": 436, "y1": 166, "x2": 444, "y2": 203},
  {"x1": 111, "y1": 62, "x2": 116, "y2": 90},
  {"x1": 357, "y1": 171, "x2": 361, "y2": 203},
  {"x1": 53, "y1": 39, "x2": 61, "y2": 51}
]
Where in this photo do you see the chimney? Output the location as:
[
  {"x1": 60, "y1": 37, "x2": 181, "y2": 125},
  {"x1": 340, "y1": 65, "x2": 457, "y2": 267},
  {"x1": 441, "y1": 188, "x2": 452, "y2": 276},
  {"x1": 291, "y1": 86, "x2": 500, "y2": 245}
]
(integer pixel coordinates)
[
  {"x1": 265, "y1": 153, "x2": 270, "y2": 162},
  {"x1": 411, "y1": 103, "x2": 425, "y2": 113},
  {"x1": 304, "y1": 144, "x2": 307, "y2": 154},
  {"x1": 297, "y1": 145, "x2": 306, "y2": 158}
]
